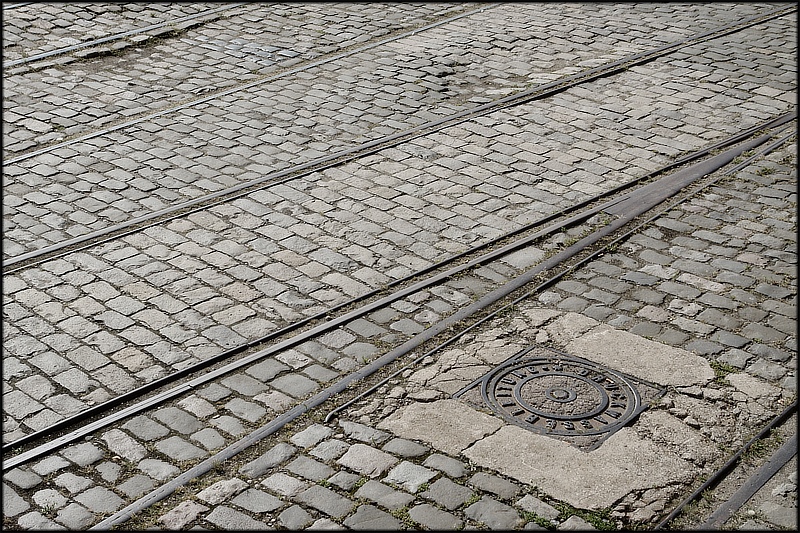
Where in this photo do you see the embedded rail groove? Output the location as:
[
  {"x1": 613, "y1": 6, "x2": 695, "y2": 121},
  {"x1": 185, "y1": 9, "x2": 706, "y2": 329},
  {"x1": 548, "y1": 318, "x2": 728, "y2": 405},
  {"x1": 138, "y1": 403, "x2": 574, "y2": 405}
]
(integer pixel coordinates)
[
  {"x1": 2, "y1": 3, "x2": 246, "y2": 69},
  {"x1": 91, "y1": 123, "x2": 797, "y2": 530},
  {"x1": 2, "y1": 4, "x2": 794, "y2": 268},
  {"x1": 3, "y1": 118, "x2": 792, "y2": 470}
]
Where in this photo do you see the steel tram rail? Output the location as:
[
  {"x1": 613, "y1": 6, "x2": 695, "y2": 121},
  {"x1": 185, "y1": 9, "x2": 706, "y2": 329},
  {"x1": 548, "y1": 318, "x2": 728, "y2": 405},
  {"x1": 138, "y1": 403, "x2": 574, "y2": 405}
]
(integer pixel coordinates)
[
  {"x1": 3, "y1": 118, "x2": 791, "y2": 467},
  {"x1": 2, "y1": 3, "x2": 247, "y2": 69},
  {"x1": 2, "y1": 3, "x2": 795, "y2": 268},
  {"x1": 89, "y1": 124, "x2": 797, "y2": 531}
]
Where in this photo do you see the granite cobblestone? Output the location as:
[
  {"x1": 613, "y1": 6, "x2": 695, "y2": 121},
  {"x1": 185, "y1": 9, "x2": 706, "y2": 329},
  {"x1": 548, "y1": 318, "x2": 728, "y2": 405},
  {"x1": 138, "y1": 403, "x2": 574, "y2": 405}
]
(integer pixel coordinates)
[
  {"x1": 2, "y1": 3, "x2": 796, "y2": 531},
  {"x1": 4, "y1": 7, "x2": 795, "y2": 258}
]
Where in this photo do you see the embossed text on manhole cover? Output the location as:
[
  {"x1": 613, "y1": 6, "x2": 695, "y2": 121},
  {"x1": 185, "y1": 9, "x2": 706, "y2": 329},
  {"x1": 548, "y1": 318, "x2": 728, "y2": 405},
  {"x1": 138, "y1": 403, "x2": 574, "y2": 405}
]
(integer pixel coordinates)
[{"x1": 454, "y1": 345, "x2": 665, "y2": 451}]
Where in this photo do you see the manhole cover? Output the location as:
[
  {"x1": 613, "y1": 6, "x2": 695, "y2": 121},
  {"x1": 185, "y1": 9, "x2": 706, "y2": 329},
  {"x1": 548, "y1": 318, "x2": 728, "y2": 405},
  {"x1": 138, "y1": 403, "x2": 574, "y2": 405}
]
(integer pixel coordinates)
[{"x1": 455, "y1": 346, "x2": 664, "y2": 451}]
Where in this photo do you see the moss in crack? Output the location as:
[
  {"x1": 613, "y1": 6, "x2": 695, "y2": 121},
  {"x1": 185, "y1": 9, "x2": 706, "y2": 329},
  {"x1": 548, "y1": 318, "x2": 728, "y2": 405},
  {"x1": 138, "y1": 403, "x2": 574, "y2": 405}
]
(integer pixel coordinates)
[
  {"x1": 389, "y1": 506, "x2": 419, "y2": 529},
  {"x1": 709, "y1": 360, "x2": 737, "y2": 385},
  {"x1": 553, "y1": 502, "x2": 617, "y2": 530}
]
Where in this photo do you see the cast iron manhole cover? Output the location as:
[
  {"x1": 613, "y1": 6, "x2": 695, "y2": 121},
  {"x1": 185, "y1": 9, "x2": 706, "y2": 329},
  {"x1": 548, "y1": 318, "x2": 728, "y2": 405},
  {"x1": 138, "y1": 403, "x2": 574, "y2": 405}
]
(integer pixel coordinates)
[{"x1": 455, "y1": 345, "x2": 664, "y2": 451}]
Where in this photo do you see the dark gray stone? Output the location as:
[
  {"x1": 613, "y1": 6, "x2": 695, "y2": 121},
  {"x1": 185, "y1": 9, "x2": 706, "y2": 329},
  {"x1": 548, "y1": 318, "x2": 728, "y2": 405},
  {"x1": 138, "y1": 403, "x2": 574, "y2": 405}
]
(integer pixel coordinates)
[
  {"x1": 343, "y1": 504, "x2": 402, "y2": 530},
  {"x1": 409, "y1": 503, "x2": 463, "y2": 530},
  {"x1": 469, "y1": 472, "x2": 520, "y2": 500},
  {"x1": 464, "y1": 495, "x2": 524, "y2": 529},
  {"x1": 381, "y1": 438, "x2": 428, "y2": 457},
  {"x1": 240, "y1": 443, "x2": 296, "y2": 478},
  {"x1": 286, "y1": 455, "x2": 335, "y2": 481},
  {"x1": 295, "y1": 485, "x2": 354, "y2": 518},
  {"x1": 231, "y1": 488, "x2": 283, "y2": 513},
  {"x1": 354, "y1": 480, "x2": 414, "y2": 510},
  {"x1": 421, "y1": 477, "x2": 475, "y2": 510}
]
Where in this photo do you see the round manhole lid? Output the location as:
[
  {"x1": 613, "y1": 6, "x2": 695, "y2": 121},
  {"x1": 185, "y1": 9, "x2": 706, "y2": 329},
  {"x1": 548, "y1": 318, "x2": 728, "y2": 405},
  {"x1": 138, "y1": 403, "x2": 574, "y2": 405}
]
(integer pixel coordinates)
[{"x1": 482, "y1": 355, "x2": 642, "y2": 437}]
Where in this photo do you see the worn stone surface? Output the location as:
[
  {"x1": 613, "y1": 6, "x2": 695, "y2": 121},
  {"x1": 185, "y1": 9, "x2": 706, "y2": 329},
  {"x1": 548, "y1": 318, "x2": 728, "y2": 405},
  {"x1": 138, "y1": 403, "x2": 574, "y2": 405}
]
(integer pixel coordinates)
[{"x1": 1, "y1": 3, "x2": 795, "y2": 531}]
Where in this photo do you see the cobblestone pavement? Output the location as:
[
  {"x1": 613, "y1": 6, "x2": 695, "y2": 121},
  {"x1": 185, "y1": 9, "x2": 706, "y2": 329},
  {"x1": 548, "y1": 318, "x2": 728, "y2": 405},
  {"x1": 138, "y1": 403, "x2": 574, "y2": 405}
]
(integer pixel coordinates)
[
  {"x1": 3, "y1": 3, "x2": 794, "y2": 257},
  {"x1": 2, "y1": 2, "x2": 797, "y2": 531},
  {"x1": 3, "y1": 1, "x2": 795, "y2": 442}
]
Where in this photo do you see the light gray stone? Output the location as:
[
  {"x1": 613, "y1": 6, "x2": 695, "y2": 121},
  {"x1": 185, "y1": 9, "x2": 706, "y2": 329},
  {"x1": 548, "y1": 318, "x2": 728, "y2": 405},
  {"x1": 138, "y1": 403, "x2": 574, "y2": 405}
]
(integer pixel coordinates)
[{"x1": 336, "y1": 443, "x2": 398, "y2": 478}]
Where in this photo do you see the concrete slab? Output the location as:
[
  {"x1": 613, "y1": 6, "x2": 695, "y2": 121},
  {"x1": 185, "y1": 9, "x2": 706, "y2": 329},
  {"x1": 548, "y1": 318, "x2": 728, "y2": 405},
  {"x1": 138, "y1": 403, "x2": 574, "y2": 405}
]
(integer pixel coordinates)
[
  {"x1": 378, "y1": 399, "x2": 503, "y2": 456},
  {"x1": 377, "y1": 311, "x2": 780, "y2": 516},
  {"x1": 566, "y1": 323, "x2": 715, "y2": 387}
]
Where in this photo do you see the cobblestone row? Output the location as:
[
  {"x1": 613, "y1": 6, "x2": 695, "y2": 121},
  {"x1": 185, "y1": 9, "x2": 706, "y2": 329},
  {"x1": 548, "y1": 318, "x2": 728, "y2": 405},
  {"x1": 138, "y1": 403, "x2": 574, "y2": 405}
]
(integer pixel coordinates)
[
  {"x1": 540, "y1": 147, "x2": 797, "y2": 394},
  {"x1": 6, "y1": 145, "x2": 787, "y2": 532},
  {"x1": 4, "y1": 11, "x2": 795, "y2": 256},
  {"x1": 1, "y1": 2, "x2": 228, "y2": 64},
  {"x1": 1, "y1": 234, "x2": 565, "y2": 529},
  {"x1": 2, "y1": 143, "x2": 794, "y2": 532},
  {"x1": 2, "y1": 2, "x2": 779, "y2": 157},
  {"x1": 2, "y1": 4, "x2": 796, "y2": 530},
  {"x1": 2, "y1": 13, "x2": 795, "y2": 440},
  {"x1": 1, "y1": 161, "x2": 556, "y2": 441},
  {"x1": 145, "y1": 142, "x2": 793, "y2": 532},
  {"x1": 2, "y1": 2, "x2": 777, "y2": 157},
  {"x1": 1, "y1": 2, "x2": 477, "y2": 156}
]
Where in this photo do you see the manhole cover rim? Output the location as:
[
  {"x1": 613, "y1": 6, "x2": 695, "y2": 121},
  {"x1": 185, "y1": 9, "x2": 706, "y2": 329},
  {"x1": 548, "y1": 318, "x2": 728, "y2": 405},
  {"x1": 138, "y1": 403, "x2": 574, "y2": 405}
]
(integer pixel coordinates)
[{"x1": 480, "y1": 354, "x2": 644, "y2": 437}]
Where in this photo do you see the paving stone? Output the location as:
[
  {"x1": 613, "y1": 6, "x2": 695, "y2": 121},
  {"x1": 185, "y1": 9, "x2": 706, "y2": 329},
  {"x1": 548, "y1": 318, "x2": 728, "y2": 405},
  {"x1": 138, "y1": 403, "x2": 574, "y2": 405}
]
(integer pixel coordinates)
[
  {"x1": 53, "y1": 472, "x2": 93, "y2": 494},
  {"x1": 337, "y1": 443, "x2": 399, "y2": 478},
  {"x1": 261, "y1": 472, "x2": 309, "y2": 497},
  {"x1": 205, "y1": 505, "x2": 270, "y2": 529},
  {"x1": 4, "y1": 468, "x2": 43, "y2": 490},
  {"x1": 354, "y1": 479, "x2": 414, "y2": 510},
  {"x1": 121, "y1": 415, "x2": 170, "y2": 441},
  {"x1": 137, "y1": 458, "x2": 180, "y2": 481},
  {"x1": 177, "y1": 395, "x2": 218, "y2": 418},
  {"x1": 310, "y1": 438, "x2": 350, "y2": 461},
  {"x1": 383, "y1": 461, "x2": 437, "y2": 493},
  {"x1": 191, "y1": 427, "x2": 227, "y2": 450},
  {"x1": 291, "y1": 423, "x2": 334, "y2": 448},
  {"x1": 220, "y1": 373, "x2": 269, "y2": 395},
  {"x1": 279, "y1": 504, "x2": 314, "y2": 529},
  {"x1": 209, "y1": 414, "x2": 248, "y2": 436},
  {"x1": 32, "y1": 487, "x2": 68, "y2": 510},
  {"x1": 464, "y1": 495, "x2": 524, "y2": 530},
  {"x1": 159, "y1": 500, "x2": 210, "y2": 530},
  {"x1": 3, "y1": 483, "x2": 30, "y2": 517},
  {"x1": 31, "y1": 456, "x2": 70, "y2": 476},
  {"x1": 381, "y1": 437, "x2": 429, "y2": 457},
  {"x1": 422, "y1": 454, "x2": 468, "y2": 478},
  {"x1": 286, "y1": 455, "x2": 335, "y2": 481},
  {"x1": 295, "y1": 484, "x2": 354, "y2": 518},
  {"x1": 240, "y1": 443, "x2": 296, "y2": 478},
  {"x1": 270, "y1": 373, "x2": 320, "y2": 398},
  {"x1": 117, "y1": 474, "x2": 157, "y2": 498},
  {"x1": 231, "y1": 488, "x2": 283, "y2": 513},
  {"x1": 73, "y1": 486, "x2": 125, "y2": 514},
  {"x1": 197, "y1": 478, "x2": 249, "y2": 505},
  {"x1": 340, "y1": 420, "x2": 392, "y2": 444},
  {"x1": 16, "y1": 511, "x2": 65, "y2": 530},
  {"x1": 469, "y1": 472, "x2": 520, "y2": 500},
  {"x1": 303, "y1": 363, "x2": 340, "y2": 382},
  {"x1": 421, "y1": 477, "x2": 475, "y2": 510},
  {"x1": 409, "y1": 503, "x2": 463, "y2": 530},
  {"x1": 155, "y1": 436, "x2": 208, "y2": 461},
  {"x1": 343, "y1": 504, "x2": 403, "y2": 529},
  {"x1": 224, "y1": 397, "x2": 267, "y2": 422},
  {"x1": 54, "y1": 503, "x2": 94, "y2": 530},
  {"x1": 517, "y1": 494, "x2": 560, "y2": 521}
]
